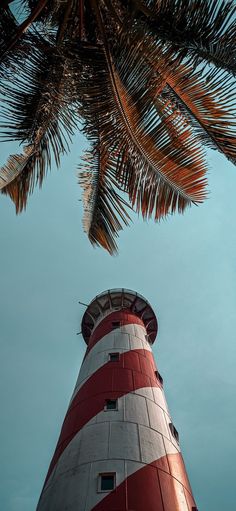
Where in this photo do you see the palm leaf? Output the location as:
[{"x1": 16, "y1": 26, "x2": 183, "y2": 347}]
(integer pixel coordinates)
[
  {"x1": 128, "y1": 25, "x2": 236, "y2": 165},
  {"x1": 111, "y1": 76, "x2": 207, "y2": 218},
  {"x1": 79, "y1": 142, "x2": 131, "y2": 254},
  {"x1": 77, "y1": 39, "x2": 207, "y2": 225},
  {"x1": 0, "y1": 5, "x2": 27, "y2": 79},
  {"x1": 114, "y1": 20, "x2": 236, "y2": 167},
  {"x1": 1, "y1": 0, "x2": 236, "y2": 253},
  {"x1": 0, "y1": 146, "x2": 44, "y2": 212},
  {"x1": 132, "y1": 0, "x2": 236, "y2": 75},
  {"x1": 97, "y1": 20, "x2": 208, "y2": 215},
  {"x1": 164, "y1": 64, "x2": 236, "y2": 164},
  {"x1": 0, "y1": 39, "x2": 78, "y2": 211}
]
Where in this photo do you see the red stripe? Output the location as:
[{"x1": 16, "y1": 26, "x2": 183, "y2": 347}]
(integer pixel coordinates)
[
  {"x1": 167, "y1": 452, "x2": 193, "y2": 495},
  {"x1": 44, "y1": 349, "x2": 159, "y2": 485},
  {"x1": 91, "y1": 454, "x2": 196, "y2": 510},
  {"x1": 87, "y1": 310, "x2": 145, "y2": 353}
]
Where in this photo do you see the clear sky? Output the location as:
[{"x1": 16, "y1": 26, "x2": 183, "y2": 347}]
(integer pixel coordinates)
[{"x1": 1, "y1": 133, "x2": 236, "y2": 511}]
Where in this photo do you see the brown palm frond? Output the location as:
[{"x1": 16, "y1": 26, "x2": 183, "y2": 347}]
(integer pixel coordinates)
[
  {"x1": 0, "y1": 145, "x2": 44, "y2": 212},
  {"x1": 119, "y1": 21, "x2": 236, "y2": 166},
  {"x1": 79, "y1": 142, "x2": 131, "y2": 254},
  {"x1": 77, "y1": 41, "x2": 207, "y2": 228},
  {"x1": 132, "y1": 0, "x2": 236, "y2": 75},
  {"x1": 111, "y1": 76, "x2": 207, "y2": 219},
  {"x1": 1, "y1": 0, "x2": 236, "y2": 252},
  {"x1": 164, "y1": 64, "x2": 236, "y2": 165},
  {"x1": 0, "y1": 39, "x2": 78, "y2": 211},
  {"x1": 96, "y1": 21, "x2": 208, "y2": 215}
]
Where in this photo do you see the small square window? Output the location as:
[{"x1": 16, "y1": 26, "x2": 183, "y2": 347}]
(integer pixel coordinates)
[
  {"x1": 111, "y1": 321, "x2": 121, "y2": 330},
  {"x1": 98, "y1": 473, "x2": 116, "y2": 492},
  {"x1": 155, "y1": 370, "x2": 163, "y2": 385},
  {"x1": 109, "y1": 352, "x2": 120, "y2": 362},
  {"x1": 169, "y1": 422, "x2": 179, "y2": 443},
  {"x1": 105, "y1": 399, "x2": 118, "y2": 411}
]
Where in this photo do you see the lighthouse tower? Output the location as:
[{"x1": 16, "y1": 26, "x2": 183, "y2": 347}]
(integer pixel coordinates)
[{"x1": 37, "y1": 289, "x2": 197, "y2": 511}]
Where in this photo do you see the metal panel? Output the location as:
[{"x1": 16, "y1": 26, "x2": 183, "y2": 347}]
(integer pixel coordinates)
[
  {"x1": 38, "y1": 463, "x2": 91, "y2": 511},
  {"x1": 79, "y1": 422, "x2": 110, "y2": 464},
  {"x1": 109, "y1": 422, "x2": 141, "y2": 462},
  {"x1": 124, "y1": 393, "x2": 149, "y2": 427},
  {"x1": 134, "y1": 323, "x2": 147, "y2": 341},
  {"x1": 146, "y1": 398, "x2": 171, "y2": 438},
  {"x1": 133, "y1": 386, "x2": 155, "y2": 401},
  {"x1": 120, "y1": 323, "x2": 136, "y2": 337},
  {"x1": 152, "y1": 386, "x2": 170, "y2": 413},
  {"x1": 163, "y1": 436, "x2": 180, "y2": 455},
  {"x1": 159, "y1": 470, "x2": 189, "y2": 511},
  {"x1": 54, "y1": 429, "x2": 81, "y2": 478},
  {"x1": 138, "y1": 425, "x2": 166, "y2": 463},
  {"x1": 113, "y1": 331, "x2": 130, "y2": 349},
  {"x1": 129, "y1": 335, "x2": 151, "y2": 352}
]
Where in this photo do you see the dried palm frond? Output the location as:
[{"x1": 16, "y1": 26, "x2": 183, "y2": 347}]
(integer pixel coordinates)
[
  {"x1": 77, "y1": 42, "x2": 206, "y2": 235},
  {"x1": 79, "y1": 142, "x2": 131, "y2": 254},
  {"x1": 164, "y1": 65, "x2": 236, "y2": 164},
  {"x1": 0, "y1": 38, "x2": 78, "y2": 210},
  {"x1": 1, "y1": 145, "x2": 46, "y2": 212},
  {"x1": 115, "y1": 21, "x2": 236, "y2": 165},
  {"x1": 1, "y1": 0, "x2": 236, "y2": 253},
  {"x1": 131, "y1": 0, "x2": 236, "y2": 75}
]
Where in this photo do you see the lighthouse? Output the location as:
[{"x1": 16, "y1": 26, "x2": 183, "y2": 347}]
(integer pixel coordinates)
[{"x1": 37, "y1": 288, "x2": 197, "y2": 510}]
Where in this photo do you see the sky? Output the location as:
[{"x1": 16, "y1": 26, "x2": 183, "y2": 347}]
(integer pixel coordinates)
[{"x1": 1, "y1": 131, "x2": 236, "y2": 511}]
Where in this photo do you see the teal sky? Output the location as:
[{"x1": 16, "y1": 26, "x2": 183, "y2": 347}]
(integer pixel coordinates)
[{"x1": 1, "y1": 134, "x2": 236, "y2": 510}]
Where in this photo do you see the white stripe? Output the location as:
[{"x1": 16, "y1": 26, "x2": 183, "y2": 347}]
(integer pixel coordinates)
[
  {"x1": 38, "y1": 388, "x2": 180, "y2": 511},
  {"x1": 70, "y1": 324, "x2": 151, "y2": 402}
]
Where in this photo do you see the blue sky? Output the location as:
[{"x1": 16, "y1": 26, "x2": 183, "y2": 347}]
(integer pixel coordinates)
[{"x1": 1, "y1": 133, "x2": 236, "y2": 510}]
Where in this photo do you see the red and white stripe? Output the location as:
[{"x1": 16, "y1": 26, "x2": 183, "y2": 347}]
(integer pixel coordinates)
[{"x1": 37, "y1": 310, "x2": 197, "y2": 511}]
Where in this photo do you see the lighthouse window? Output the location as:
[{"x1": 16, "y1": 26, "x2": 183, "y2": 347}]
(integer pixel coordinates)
[
  {"x1": 109, "y1": 352, "x2": 120, "y2": 362},
  {"x1": 155, "y1": 370, "x2": 163, "y2": 385},
  {"x1": 105, "y1": 399, "x2": 118, "y2": 411},
  {"x1": 98, "y1": 473, "x2": 116, "y2": 492},
  {"x1": 111, "y1": 321, "x2": 121, "y2": 329},
  {"x1": 169, "y1": 422, "x2": 179, "y2": 443}
]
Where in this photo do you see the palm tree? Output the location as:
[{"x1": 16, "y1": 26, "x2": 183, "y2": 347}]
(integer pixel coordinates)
[{"x1": 1, "y1": 0, "x2": 236, "y2": 253}]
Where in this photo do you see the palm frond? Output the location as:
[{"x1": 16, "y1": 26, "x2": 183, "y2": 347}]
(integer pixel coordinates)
[
  {"x1": 114, "y1": 19, "x2": 236, "y2": 167},
  {"x1": 0, "y1": 145, "x2": 44, "y2": 212},
  {"x1": 164, "y1": 63, "x2": 236, "y2": 165},
  {"x1": 77, "y1": 39, "x2": 207, "y2": 224},
  {"x1": 105, "y1": 23, "x2": 208, "y2": 215},
  {"x1": 1, "y1": 0, "x2": 236, "y2": 252},
  {"x1": 112, "y1": 78, "x2": 207, "y2": 218},
  {"x1": 79, "y1": 142, "x2": 131, "y2": 254},
  {"x1": 132, "y1": 0, "x2": 236, "y2": 75},
  {"x1": 0, "y1": 39, "x2": 78, "y2": 211},
  {"x1": 0, "y1": 5, "x2": 22, "y2": 78}
]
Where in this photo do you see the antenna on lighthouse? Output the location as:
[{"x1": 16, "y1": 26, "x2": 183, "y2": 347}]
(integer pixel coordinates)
[{"x1": 78, "y1": 301, "x2": 89, "y2": 307}]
